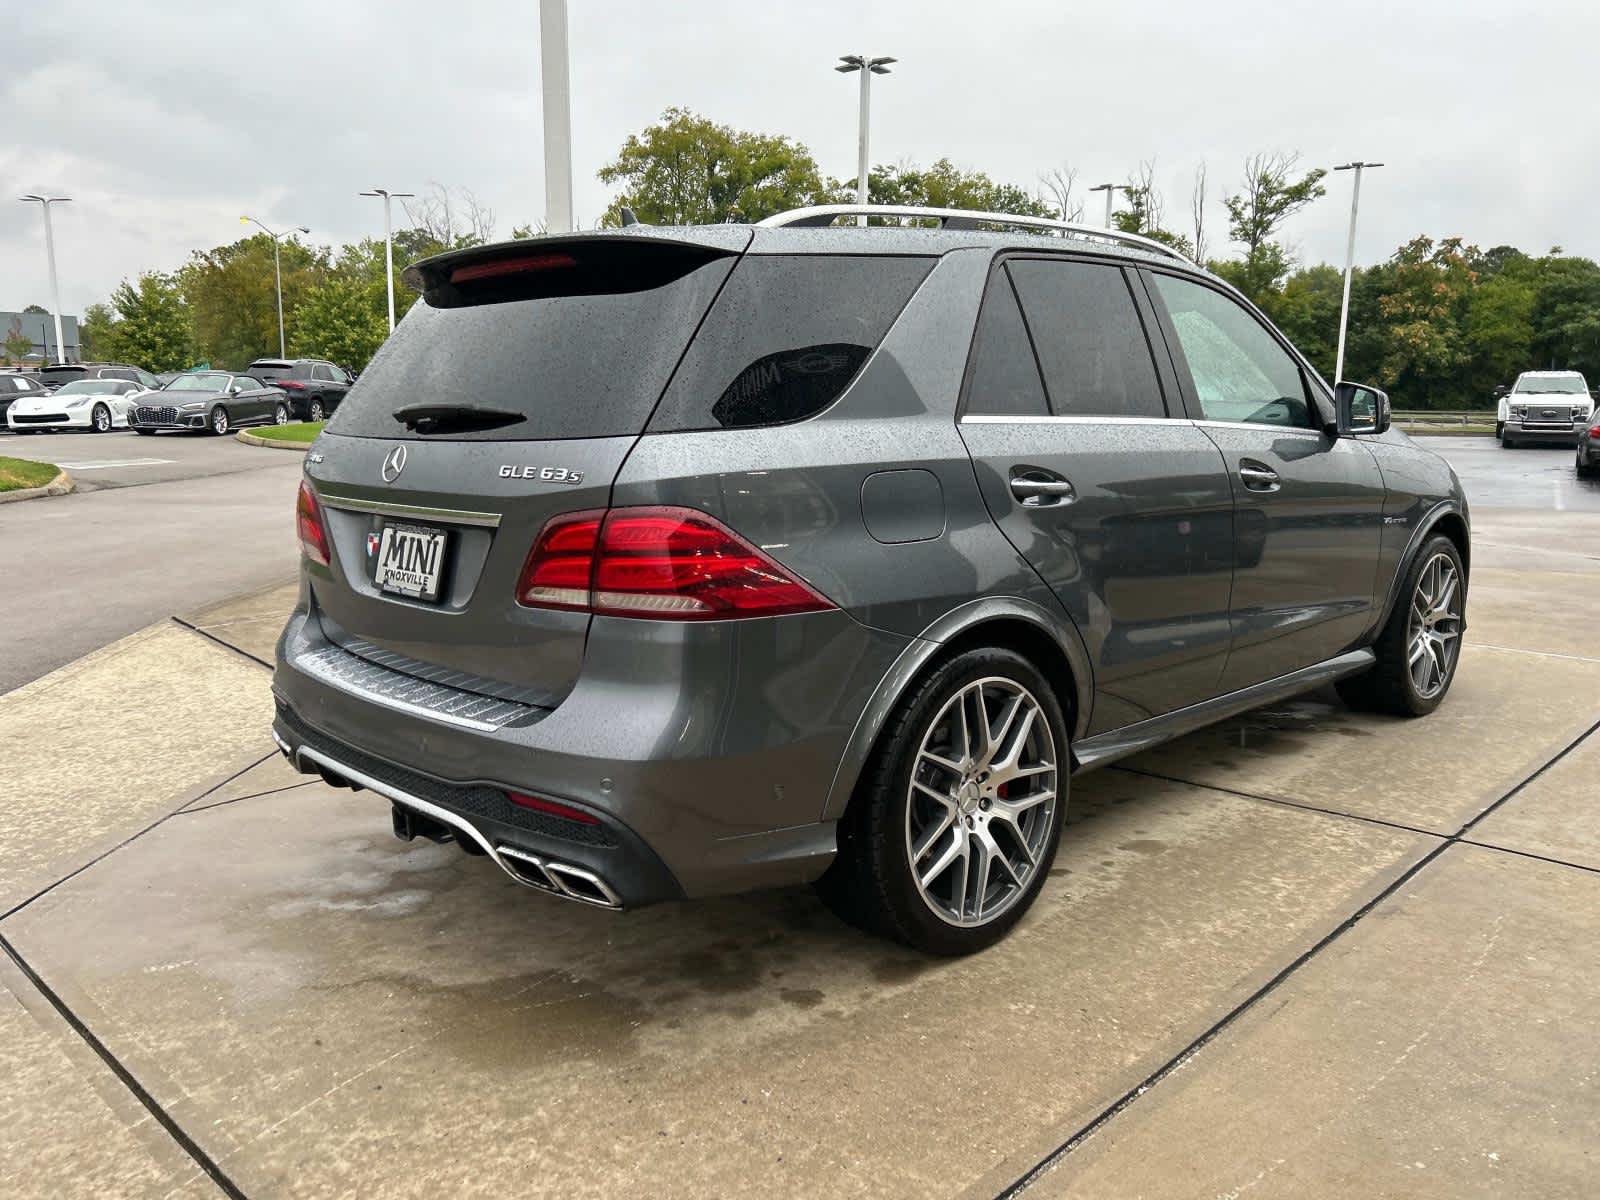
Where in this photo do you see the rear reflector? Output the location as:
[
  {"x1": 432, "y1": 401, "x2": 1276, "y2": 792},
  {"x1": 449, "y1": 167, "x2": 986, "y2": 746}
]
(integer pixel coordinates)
[
  {"x1": 516, "y1": 506, "x2": 833, "y2": 621},
  {"x1": 450, "y1": 253, "x2": 577, "y2": 284},
  {"x1": 296, "y1": 481, "x2": 330, "y2": 566},
  {"x1": 507, "y1": 790, "x2": 599, "y2": 825}
]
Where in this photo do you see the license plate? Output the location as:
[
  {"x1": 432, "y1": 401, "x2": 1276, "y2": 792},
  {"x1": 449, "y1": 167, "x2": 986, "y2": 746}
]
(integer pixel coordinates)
[{"x1": 374, "y1": 522, "x2": 449, "y2": 602}]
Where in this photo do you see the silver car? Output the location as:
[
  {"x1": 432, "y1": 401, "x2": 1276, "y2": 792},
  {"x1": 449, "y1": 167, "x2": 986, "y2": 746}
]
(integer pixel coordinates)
[{"x1": 272, "y1": 205, "x2": 1470, "y2": 954}]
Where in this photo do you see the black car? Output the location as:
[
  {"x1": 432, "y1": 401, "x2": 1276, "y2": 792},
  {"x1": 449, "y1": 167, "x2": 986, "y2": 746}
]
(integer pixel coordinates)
[
  {"x1": 245, "y1": 359, "x2": 353, "y2": 421},
  {"x1": 128, "y1": 371, "x2": 290, "y2": 436},
  {"x1": 1578, "y1": 416, "x2": 1600, "y2": 478},
  {"x1": 0, "y1": 371, "x2": 49, "y2": 428},
  {"x1": 37, "y1": 362, "x2": 162, "y2": 392}
]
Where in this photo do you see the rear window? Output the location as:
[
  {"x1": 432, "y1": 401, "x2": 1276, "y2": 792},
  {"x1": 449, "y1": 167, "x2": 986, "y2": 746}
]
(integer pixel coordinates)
[
  {"x1": 250, "y1": 362, "x2": 305, "y2": 381},
  {"x1": 325, "y1": 245, "x2": 738, "y2": 441},
  {"x1": 41, "y1": 366, "x2": 86, "y2": 381},
  {"x1": 647, "y1": 255, "x2": 933, "y2": 432}
]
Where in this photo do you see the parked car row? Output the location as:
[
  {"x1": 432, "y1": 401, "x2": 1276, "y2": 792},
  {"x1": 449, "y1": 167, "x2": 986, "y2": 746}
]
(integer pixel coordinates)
[{"x1": 2, "y1": 357, "x2": 352, "y2": 434}]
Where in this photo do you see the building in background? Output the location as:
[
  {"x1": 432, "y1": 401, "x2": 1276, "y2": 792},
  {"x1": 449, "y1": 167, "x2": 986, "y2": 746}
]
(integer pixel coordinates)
[{"x1": 1, "y1": 311, "x2": 81, "y2": 364}]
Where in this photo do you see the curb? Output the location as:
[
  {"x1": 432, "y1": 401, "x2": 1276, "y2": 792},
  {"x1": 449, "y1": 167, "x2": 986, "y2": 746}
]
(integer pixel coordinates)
[
  {"x1": 235, "y1": 429, "x2": 312, "y2": 452},
  {"x1": 0, "y1": 469, "x2": 75, "y2": 505}
]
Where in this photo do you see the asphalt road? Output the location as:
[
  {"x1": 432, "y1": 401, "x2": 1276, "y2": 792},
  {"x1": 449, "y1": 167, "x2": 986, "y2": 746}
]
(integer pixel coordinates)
[
  {"x1": 1413, "y1": 433, "x2": 1600, "y2": 511},
  {"x1": 0, "y1": 430, "x2": 304, "y2": 692}
]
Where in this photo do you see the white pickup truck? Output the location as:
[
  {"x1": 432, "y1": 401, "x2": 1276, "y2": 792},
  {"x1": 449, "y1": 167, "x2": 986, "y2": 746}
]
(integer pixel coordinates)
[{"x1": 1496, "y1": 371, "x2": 1594, "y2": 448}]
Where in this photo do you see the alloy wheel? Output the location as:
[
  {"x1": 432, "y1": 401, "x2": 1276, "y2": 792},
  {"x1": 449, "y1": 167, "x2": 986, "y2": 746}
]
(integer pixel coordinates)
[
  {"x1": 309, "y1": 399, "x2": 325, "y2": 421},
  {"x1": 93, "y1": 405, "x2": 110, "y2": 432},
  {"x1": 212, "y1": 408, "x2": 229, "y2": 435},
  {"x1": 274, "y1": 404, "x2": 289, "y2": 424},
  {"x1": 905, "y1": 676, "x2": 1058, "y2": 927},
  {"x1": 1408, "y1": 552, "x2": 1462, "y2": 700}
]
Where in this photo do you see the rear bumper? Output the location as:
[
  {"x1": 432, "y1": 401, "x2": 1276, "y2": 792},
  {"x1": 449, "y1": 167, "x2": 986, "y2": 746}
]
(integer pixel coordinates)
[{"x1": 271, "y1": 591, "x2": 911, "y2": 903}]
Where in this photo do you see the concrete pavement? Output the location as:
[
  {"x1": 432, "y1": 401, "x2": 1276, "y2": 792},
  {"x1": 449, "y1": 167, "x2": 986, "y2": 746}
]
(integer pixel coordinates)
[{"x1": 1, "y1": 504, "x2": 1596, "y2": 1199}]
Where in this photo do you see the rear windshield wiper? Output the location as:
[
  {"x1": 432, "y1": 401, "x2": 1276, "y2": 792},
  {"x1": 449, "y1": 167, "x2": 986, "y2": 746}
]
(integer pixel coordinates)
[{"x1": 392, "y1": 403, "x2": 528, "y2": 434}]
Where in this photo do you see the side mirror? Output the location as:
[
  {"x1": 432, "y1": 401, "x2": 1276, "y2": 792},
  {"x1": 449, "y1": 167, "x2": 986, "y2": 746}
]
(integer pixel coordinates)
[
  {"x1": 1335, "y1": 381, "x2": 1390, "y2": 436},
  {"x1": 1493, "y1": 385, "x2": 1508, "y2": 399}
]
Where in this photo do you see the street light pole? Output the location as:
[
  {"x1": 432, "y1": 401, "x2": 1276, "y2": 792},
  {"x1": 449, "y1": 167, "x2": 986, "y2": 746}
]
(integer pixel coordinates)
[
  {"x1": 241, "y1": 216, "x2": 310, "y2": 358},
  {"x1": 1333, "y1": 161, "x2": 1383, "y2": 384},
  {"x1": 20, "y1": 195, "x2": 71, "y2": 363},
  {"x1": 361, "y1": 189, "x2": 415, "y2": 332},
  {"x1": 837, "y1": 55, "x2": 896, "y2": 227},
  {"x1": 540, "y1": 0, "x2": 574, "y2": 233},
  {"x1": 1088, "y1": 182, "x2": 1118, "y2": 230}
]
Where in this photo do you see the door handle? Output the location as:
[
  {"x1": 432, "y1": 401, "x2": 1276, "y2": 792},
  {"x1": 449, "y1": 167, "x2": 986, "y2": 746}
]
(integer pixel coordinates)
[
  {"x1": 1238, "y1": 461, "x2": 1281, "y2": 492},
  {"x1": 1009, "y1": 471, "x2": 1076, "y2": 507}
]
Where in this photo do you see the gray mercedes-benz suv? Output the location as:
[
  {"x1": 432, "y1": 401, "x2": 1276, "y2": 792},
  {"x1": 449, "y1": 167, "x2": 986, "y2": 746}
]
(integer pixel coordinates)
[{"x1": 272, "y1": 205, "x2": 1470, "y2": 954}]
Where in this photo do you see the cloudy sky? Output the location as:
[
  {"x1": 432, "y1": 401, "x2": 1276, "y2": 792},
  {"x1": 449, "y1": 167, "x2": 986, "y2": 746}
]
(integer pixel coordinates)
[{"x1": 5, "y1": 0, "x2": 1598, "y2": 315}]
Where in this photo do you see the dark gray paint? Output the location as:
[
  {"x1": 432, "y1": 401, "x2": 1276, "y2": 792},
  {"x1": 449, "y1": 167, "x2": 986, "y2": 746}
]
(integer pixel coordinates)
[{"x1": 273, "y1": 225, "x2": 1471, "y2": 906}]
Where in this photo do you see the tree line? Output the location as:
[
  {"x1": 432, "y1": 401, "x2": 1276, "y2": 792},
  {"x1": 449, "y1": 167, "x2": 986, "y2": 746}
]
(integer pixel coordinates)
[{"x1": 27, "y1": 110, "x2": 1599, "y2": 408}]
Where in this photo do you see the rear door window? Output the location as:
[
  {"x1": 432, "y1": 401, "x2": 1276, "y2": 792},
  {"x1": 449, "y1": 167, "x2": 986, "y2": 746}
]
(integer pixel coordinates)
[
  {"x1": 312, "y1": 363, "x2": 336, "y2": 381},
  {"x1": 963, "y1": 267, "x2": 1048, "y2": 418},
  {"x1": 646, "y1": 254, "x2": 933, "y2": 432},
  {"x1": 326, "y1": 244, "x2": 738, "y2": 441},
  {"x1": 1006, "y1": 259, "x2": 1166, "y2": 419}
]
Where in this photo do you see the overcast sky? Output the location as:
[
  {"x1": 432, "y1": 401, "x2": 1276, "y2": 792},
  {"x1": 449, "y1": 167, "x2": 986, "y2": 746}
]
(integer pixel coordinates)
[{"x1": 5, "y1": 0, "x2": 1598, "y2": 315}]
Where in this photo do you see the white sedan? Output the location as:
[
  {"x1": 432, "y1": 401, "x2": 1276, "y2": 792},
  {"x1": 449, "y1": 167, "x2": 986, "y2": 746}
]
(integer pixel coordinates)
[{"x1": 5, "y1": 379, "x2": 151, "y2": 433}]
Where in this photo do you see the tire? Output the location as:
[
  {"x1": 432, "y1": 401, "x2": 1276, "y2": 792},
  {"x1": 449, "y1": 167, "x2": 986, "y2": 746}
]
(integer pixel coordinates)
[
  {"x1": 91, "y1": 404, "x2": 112, "y2": 433},
  {"x1": 1500, "y1": 433, "x2": 1517, "y2": 449},
  {"x1": 816, "y1": 647, "x2": 1068, "y2": 955},
  {"x1": 1578, "y1": 451, "x2": 1598, "y2": 479},
  {"x1": 272, "y1": 402, "x2": 289, "y2": 425},
  {"x1": 1494, "y1": 422, "x2": 1504, "y2": 439},
  {"x1": 308, "y1": 398, "x2": 325, "y2": 421},
  {"x1": 1338, "y1": 534, "x2": 1465, "y2": 717},
  {"x1": 209, "y1": 406, "x2": 230, "y2": 436}
]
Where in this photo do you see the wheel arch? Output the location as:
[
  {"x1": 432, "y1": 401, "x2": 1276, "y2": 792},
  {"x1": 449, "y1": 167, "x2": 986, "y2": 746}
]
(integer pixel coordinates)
[
  {"x1": 820, "y1": 598, "x2": 1092, "y2": 823},
  {"x1": 1367, "y1": 500, "x2": 1471, "y2": 643}
]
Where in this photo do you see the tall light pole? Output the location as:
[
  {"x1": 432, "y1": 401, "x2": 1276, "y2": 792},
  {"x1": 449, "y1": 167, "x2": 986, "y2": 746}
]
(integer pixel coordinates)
[
  {"x1": 360, "y1": 189, "x2": 415, "y2": 332},
  {"x1": 1088, "y1": 182, "x2": 1120, "y2": 230},
  {"x1": 20, "y1": 195, "x2": 71, "y2": 363},
  {"x1": 1333, "y1": 161, "x2": 1383, "y2": 383},
  {"x1": 241, "y1": 216, "x2": 310, "y2": 358},
  {"x1": 836, "y1": 54, "x2": 895, "y2": 226},
  {"x1": 540, "y1": 0, "x2": 574, "y2": 233}
]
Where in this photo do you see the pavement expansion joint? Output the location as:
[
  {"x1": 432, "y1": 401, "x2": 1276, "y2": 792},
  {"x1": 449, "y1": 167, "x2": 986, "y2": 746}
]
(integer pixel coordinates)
[
  {"x1": 169, "y1": 615, "x2": 273, "y2": 670},
  {"x1": 997, "y1": 711, "x2": 1600, "y2": 1197}
]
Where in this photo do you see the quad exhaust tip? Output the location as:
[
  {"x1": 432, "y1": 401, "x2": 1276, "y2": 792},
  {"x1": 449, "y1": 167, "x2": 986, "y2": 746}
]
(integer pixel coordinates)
[{"x1": 280, "y1": 736, "x2": 624, "y2": 911}]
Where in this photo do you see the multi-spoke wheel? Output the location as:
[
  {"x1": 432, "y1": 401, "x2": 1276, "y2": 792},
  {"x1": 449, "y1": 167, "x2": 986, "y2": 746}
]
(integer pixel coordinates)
[
  {"x1": 817, "y1": 647, "x2": 1068, "y2": 955},
  {"x1": 1339, "y1": 534, "x2": 1467, "y2": 716},
  {"x1": 1406, "y1": 552, "x2": 1462, "y2": 701}
]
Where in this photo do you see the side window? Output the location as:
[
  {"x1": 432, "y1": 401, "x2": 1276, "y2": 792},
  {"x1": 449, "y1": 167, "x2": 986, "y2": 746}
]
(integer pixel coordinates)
[
  {"x1": 1150, "y1": 273, "x2": 1313, "y2": 429},
  {"x1": 105, "y1": 368, "x2": 136, "y2": 382},
  {"x1": 964, "y1": 267, "x2": 1048, "y2": 417},
  {"x1": 235, "y1": 376, "x2": 261, "y2": 390},
  {"x1": 1006, "y1": 259, "x2": 1165, "y2": 419},
  {"x1": 312, "y1": 363, "x2": 336, "y2": 382},
  {"x1": 647, "y1": 255, "x2": 933, "y2": 432},
  {"x1": 137, "y1": 370, "x2": 159, "y2": 388}
]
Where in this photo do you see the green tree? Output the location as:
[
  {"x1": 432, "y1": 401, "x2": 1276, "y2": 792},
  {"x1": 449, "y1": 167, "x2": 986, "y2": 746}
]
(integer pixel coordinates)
[
  {"x1": 868, "y1": 158, "x2": 1055, "y2": 218},
  {"x1": 289, "y1": 274, "x2": 389, "y2": 372},
  {"x1": 1530, "y1": 256, "x2": 1600, "y2": 377},
  {"x1": 1222, "y1": 152, "x2": 1327, "y2": 302},
  {"x1": 3, "y1": 316, "x2": 33, "y2": 364},
  {"x1": 598, "y1": 107, "x2": 834, "y2": 225},
  {"x1": 179, "y1": 234, "x2": 328, "y2": 367},
  {"x1": 1464, "y1": 266, "x2": 1537, "y2": 393},
  {"x1": 1377, "y1": 237, "x2": 1477, "y2": 404},
  {"x1": 79, "y1": 303, "x2": 116, "y2": 361},
  {"x1": 103, "y1": 272, "x2": 195, "y2": 371},
  {"x1": 22, "y1": 304, "x2": 47, "y2": 315},
  {"x1": 1261, "y1": 263, "x2": 1344, "y2": 379}
]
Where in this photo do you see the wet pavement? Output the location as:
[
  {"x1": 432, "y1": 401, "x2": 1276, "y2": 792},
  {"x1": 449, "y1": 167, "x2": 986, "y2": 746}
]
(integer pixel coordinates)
[
  {"x1": 2, "y1": 512, "x2": 1597, "y2": 1198},
  {"x1": 1413, "y1": 433, "x2": 1600, "y2": 512}
]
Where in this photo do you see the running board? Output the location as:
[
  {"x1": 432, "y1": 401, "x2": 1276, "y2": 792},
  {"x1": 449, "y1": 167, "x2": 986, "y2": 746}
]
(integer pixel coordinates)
[{"x1": 1073, "y1": 649, "x2": 1376, "y2": 773}]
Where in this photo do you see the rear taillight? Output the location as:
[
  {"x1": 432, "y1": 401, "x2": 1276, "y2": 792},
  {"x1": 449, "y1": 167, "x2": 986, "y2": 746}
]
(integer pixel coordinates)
[
  {"x1": 296, "y1": 481, "x2": 330, "y2": 566},
  {"x1": 516, "y1": 506, "x2": 833, "y2": 620},
  {"x1": 1589, "y1": 424, "x2": 1600, "y2": 438},
  {"x1": 278, "y1": 379, "x2": 305, "y2": 390}
]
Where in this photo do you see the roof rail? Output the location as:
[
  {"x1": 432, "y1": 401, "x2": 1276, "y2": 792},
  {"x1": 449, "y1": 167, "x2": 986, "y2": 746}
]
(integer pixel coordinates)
[{"x1": 756, "y1": 204, "x2": 1194, "y2": 265}]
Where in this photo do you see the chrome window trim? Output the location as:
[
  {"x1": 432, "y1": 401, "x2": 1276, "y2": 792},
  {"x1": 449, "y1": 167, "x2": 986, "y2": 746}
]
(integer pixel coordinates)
[
  {"x1": 1191, "y1": 418, "x2": 1328, "y2": 438},
  {"x1": 315, "y1": 491, "x2": 503, "y2": 528},
  {"x1": 959, "y1": 414, "x2": 1180, "y2": 426}
]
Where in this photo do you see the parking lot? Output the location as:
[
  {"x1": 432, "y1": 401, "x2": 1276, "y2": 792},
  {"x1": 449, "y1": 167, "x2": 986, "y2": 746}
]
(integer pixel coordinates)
[{"x1": 2, "y1": 433, "x2": 1597, "y2": 1198}]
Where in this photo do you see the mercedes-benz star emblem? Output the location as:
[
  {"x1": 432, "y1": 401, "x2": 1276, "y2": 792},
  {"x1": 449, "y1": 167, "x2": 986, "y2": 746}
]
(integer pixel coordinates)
[{"x1": 380, "y1": 445, "x2": 408, "y2": 483}]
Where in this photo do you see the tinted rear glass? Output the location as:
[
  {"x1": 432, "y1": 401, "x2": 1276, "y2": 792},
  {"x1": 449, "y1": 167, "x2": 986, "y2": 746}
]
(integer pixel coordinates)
[
  {"x1": 647, "y1": 255, "x2": 933, "y2": 432},
  {"x1": 251, "y1": 363, "x2": 305, "y2": 380},
  {"x1": 325, "y1": 252, "x2": 736, "y2": 441},
  {"x1": 964, "y1": 267, "x2": 1049, "y2": 418},
  {"x1": 41, "y1": 366, "x2": 86, "y2": 380}
]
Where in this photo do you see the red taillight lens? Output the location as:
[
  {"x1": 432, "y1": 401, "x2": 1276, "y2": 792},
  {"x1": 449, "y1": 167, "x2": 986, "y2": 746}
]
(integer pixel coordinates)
[
  {"x1": 451, "y1": 253, "x2": 577, "y2": 284},
  {"x1": 296, "y1": 481, "x2": 330, "y2": 566},
  {"x1": 515, "y1": 506, "x2": 833, "y2": 620},
  {"x1": 278, "y1": 379, "x2": 305, "y2": 390},
  {"x1": 506, "y1": 790, "x2": 599, "y2": 825},
  {"x1": 1589, "y1": 424, "x2": 1600, "y2": 438}
]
